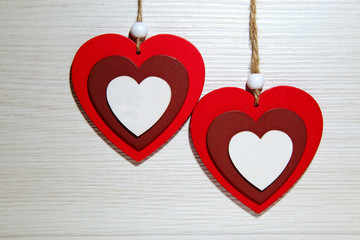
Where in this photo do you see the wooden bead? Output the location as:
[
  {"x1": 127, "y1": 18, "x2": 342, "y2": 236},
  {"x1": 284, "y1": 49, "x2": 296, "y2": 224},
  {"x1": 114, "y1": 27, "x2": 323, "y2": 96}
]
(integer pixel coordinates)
[
  {"x1": 247, "y1": 73, "x2": 264, "y2": 89},
  {"x1": 130, "y1": 22, "x2": 148, "y2": 39}
]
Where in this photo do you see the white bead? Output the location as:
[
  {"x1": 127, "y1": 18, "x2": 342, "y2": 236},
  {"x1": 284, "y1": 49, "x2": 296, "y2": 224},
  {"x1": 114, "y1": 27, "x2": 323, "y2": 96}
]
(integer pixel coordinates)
[
  {"x1": 130, "y1": 22, "x2": 148, "y2": 39},
  {"x1": 247, "y1": 74, "x2": 264, "y2": 89}
]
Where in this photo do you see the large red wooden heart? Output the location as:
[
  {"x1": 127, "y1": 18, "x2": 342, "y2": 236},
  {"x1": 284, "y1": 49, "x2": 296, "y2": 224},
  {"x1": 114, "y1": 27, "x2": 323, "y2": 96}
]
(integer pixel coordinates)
[
  {"x1": 190, "y1": 86, "x2": 323, "y2": 213},
  {"x1": 71, "y1": 34, "x2": 205, "y2": 161}
]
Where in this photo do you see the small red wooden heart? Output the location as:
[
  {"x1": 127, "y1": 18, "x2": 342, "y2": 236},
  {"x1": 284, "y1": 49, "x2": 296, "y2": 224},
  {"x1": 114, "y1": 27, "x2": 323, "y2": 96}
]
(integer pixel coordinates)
[
  {"x1": 71, "y1": 34, "x2": 204, "y2": 161},
  {"x1": 190, "y1": 86, "x2": 323, "y2": 213}
]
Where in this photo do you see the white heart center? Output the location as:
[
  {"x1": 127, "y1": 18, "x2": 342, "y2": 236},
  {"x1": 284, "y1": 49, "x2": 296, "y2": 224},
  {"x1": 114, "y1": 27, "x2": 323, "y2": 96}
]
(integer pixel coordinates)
[
  {"x1": 106, "y1": 76, "x2": 171, "y2": 137},
  {"x1": 228, "y1": 130, "x2": 293, "y2": 191}
]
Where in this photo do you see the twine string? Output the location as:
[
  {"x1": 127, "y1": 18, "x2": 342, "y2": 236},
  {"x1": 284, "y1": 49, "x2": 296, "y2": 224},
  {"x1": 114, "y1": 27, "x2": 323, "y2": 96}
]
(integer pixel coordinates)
[
  {"x1": 136, "y1": 38, "x2": 141, "y2": 55},
  {"x1": 249, "y1": 0, "x2": 261, "y2": 106},
  {"x1": 136, "y1": 0, "x2": 143, "y2": 54},
  {"x1": 253, "y1": 89, "x2": 260, "y2": 106},
  {"x1": 250, "y1": 0, "x2": 260, "y2": 74},
  {"x1": 137, "y1": 0, "x2": 143, "y2": 22}
]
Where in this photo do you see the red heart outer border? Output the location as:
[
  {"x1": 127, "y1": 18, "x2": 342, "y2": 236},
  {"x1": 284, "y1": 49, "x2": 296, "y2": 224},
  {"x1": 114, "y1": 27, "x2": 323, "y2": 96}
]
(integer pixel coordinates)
[
  {"x1": 71, "y1": 34, "x2": 205, "y2": 161},
  {"x1": 190, "y1": 86, "x2": 323, "y2": 213}
]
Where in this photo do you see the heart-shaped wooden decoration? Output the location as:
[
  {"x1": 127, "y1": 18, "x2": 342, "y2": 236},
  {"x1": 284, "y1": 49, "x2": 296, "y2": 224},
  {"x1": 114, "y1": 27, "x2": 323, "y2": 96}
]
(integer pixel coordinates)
[
  {"x1": 71, "y1": 34, "x2": 205, "y2": 161},
  {"x1": 190, "y1": 86, "x2": 323, "y2": 213}
]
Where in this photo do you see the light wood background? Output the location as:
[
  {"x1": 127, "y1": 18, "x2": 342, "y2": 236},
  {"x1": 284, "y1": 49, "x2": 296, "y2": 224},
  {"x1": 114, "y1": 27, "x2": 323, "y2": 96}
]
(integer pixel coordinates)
[{"x1": 1, "y1": 0, "x2": 359, "y2": 239}]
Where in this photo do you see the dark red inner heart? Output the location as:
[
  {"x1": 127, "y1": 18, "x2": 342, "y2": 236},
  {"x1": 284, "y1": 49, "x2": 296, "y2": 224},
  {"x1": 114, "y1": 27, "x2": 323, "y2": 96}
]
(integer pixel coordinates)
[
  {"x1": 206, "y1": 109, "x2": 307, "y2": 204},
  {"x1": 88, "y1": 55, "x2": 189, "y2": 151}
]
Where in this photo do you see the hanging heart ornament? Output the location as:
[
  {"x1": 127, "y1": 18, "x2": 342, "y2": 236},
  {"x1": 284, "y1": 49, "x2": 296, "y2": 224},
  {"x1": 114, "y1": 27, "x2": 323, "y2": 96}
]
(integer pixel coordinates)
[
  {"x1": 71, "y1": 34, "x2": 204, "y2": 161},
  {"x1": 190, "y1": 86, "x2": 323, "y2": 213}
]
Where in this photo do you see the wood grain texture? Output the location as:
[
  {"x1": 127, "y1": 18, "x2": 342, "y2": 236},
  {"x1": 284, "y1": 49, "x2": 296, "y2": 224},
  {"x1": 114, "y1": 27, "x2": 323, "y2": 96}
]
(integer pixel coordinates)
[{"x1": 0, "y1": 0, "x2": 359, "y2": 239}]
